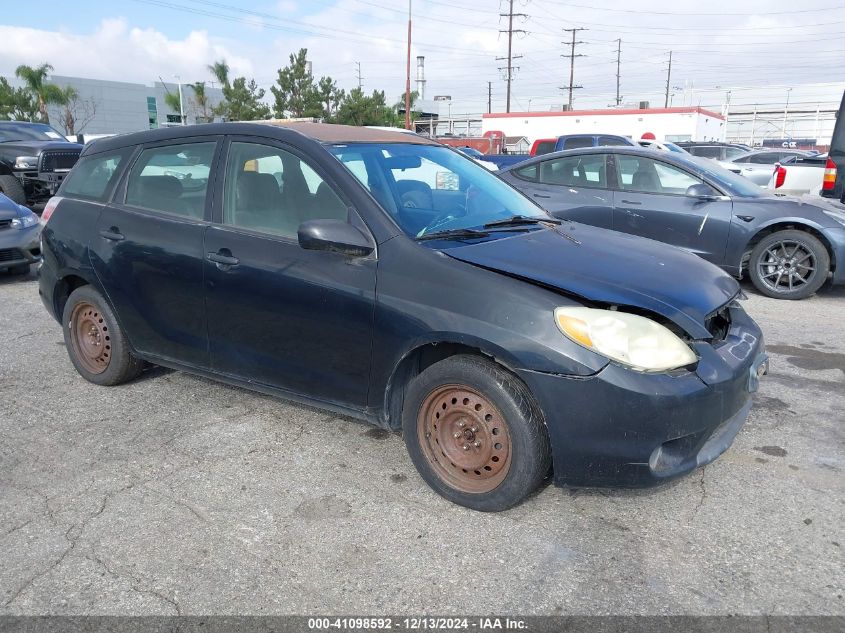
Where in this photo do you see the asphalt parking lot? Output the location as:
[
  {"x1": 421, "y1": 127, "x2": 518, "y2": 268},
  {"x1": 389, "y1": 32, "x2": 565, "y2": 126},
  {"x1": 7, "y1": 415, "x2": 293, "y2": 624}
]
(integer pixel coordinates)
[{"x1": 0, "y1": 269, "x2": 842, "y2": 616}]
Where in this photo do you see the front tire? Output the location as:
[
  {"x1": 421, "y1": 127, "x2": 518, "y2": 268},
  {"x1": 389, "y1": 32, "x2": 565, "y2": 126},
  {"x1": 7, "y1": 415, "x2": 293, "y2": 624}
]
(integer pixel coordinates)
[
  {"x1": 0, "y1": 174, "x2": 27, "y2": 205},
  {"x1": 749, "y1": 230, "x2": 830, "y2": 300},
  {"x1": 402, "y1": 355, "x2": 551, "y2": 512},
  {"x1": 62, "y1": 286, "x2": 144, "y2": 386}
]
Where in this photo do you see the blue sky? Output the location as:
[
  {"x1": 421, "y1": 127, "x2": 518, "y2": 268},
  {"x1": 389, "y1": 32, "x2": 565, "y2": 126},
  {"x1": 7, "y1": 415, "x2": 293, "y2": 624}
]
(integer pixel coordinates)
[{"x1": 3, "y1": 0, "x2": 844, "y2": 116}]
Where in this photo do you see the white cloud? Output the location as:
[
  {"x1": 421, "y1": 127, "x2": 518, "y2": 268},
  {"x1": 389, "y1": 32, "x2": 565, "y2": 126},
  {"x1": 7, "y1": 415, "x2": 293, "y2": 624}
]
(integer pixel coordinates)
[{"x1": 0, "y1": 18, "x2": 254, "y2": 86}]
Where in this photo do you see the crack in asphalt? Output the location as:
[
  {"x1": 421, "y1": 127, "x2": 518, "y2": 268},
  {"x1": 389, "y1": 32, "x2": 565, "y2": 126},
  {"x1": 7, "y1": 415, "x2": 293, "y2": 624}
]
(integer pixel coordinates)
[
  {"x1": 85, "y1": 552, "x2": 181, "y2": 615},
  {"x1": 692, "y1": 466, "x2": 708, "y2": 521}
]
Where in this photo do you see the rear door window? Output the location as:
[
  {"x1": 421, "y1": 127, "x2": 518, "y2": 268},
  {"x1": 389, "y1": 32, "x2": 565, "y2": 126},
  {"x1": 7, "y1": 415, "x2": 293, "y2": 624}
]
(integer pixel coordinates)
[
  {"x1": 61, "y1": 149, "x2": 129, "y2": 201},
  {"x1": 125, "y1": 142, "x2": 216, "y2": 218},
  {"x1": 533, "y1": 140, "x2": 556, "y2": 156},
  {"x1": 539, "y1": 154, "x2": 608, "y2": 188},
  {"x1": 598, "y1": 135, "x2": 627, "y2": 147},
  {"x1": 562, "y1": 136, "x2": 595, "y2": 150}
]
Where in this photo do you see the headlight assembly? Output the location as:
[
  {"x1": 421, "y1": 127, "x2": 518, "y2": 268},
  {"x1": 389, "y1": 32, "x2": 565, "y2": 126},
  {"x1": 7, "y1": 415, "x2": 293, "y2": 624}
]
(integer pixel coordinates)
[
  {"x1": 554, "y1": 306, "x2": 698, "y2": 373},
  {"x1": 10, "y1": 211, "x2": 39, "y2": 229},
  {"x1": 14, "y1": 156, "x2": 39, "y2": 170}
]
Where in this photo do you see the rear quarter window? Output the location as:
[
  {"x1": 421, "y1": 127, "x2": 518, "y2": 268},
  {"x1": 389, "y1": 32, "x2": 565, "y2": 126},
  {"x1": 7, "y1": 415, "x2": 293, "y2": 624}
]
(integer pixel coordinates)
[{"x1": 60, "y1": 149, "x2": 130, "y2": 202}]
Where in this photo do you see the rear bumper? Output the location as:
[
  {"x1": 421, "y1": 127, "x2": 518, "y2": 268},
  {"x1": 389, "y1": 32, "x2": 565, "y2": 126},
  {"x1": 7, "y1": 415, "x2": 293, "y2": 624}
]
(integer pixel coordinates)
[
  {"x1": 518, "y1": 304, "x2": 766, "y2": 487},
  {"x1": 0, "y1": 224, "x2": 41, "y2": 269}
]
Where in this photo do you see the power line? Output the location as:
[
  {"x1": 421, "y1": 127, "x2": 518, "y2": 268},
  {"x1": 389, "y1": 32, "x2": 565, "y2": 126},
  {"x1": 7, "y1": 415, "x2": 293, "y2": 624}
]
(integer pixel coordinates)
[
  {"x1": 497, "y1": 0, "x2": 526, "y2": 113},
  {"x1": 561, "y1": 27, "x2": 587, "y2": 109}
]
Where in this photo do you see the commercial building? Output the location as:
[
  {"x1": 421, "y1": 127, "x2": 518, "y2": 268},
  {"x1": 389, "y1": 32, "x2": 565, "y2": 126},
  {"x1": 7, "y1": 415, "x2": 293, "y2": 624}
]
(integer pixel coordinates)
[
  {"x1": 481, "y1": 107, "x2": 727, "y2": 144},
  {"x1": 11, "y1": 74, "x2": 226, "y2": 137}
]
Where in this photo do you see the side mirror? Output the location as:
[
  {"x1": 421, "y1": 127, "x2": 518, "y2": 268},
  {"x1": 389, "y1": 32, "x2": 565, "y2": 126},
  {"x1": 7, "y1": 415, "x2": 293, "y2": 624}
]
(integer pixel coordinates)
[
  {"x1": 685, "y1": 183, "x2": 721, "y2": 200},
  {"x1": 298, "y1": 219, "x2": 374, "y2": 257}
]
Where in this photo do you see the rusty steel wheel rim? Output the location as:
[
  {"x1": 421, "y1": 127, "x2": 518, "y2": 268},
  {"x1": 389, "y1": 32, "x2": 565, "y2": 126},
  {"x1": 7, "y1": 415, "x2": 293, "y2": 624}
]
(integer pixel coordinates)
[
  {"x1": 417, "y1": 384, "x2": 512, "y2": 494},
  {"x1": 69, "y1": 302, "x2": 112, "y2": 374}
]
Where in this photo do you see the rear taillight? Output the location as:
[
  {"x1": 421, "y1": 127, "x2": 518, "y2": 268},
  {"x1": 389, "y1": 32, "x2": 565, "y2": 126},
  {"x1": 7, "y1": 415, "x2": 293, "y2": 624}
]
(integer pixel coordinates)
[
  {"x1": 40, "y1": 196, "x2": 62, "y2": 224},
  {"x1": 774, "y1": 165, "x2": 786, "y2": 189},
  {"x1": 823, "y1": 157, "x2": 837, "y2": 191}
]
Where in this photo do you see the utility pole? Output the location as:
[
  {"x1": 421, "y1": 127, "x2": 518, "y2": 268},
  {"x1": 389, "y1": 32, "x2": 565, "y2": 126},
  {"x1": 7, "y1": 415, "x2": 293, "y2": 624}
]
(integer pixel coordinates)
[
  {"x1": 496, "y1": 0, "x2": 525, "y2": 113},
  {"x1": 615, "y1": 38, "x2": 622, "y2": 106},
  {"x1": 782, "y1": 87, "x2": 792, "y2": 137},
  {"x1": 404, "y1": 0, "x2": 412, "y2": 130},
  {"x1": 487, "y1": 81, "x2": 492, "y2": 114},
  {"x1": 561, "y1": 27, "x2": 586, "y2": 109},
  {"x1": 664, "y1": 51, "x2": 673, "y2": 108},
  {"x1": 355, "y1": 61, "x2": 362, "y2": 90}
]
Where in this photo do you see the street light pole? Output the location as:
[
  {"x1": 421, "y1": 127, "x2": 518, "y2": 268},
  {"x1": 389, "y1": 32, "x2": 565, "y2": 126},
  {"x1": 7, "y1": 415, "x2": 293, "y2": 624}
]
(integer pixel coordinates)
[
  {"x1": 174, "y1": 74, "x2": 185, "y2": 126},
  {"x1": 782, "y1": 88, "x2": 792, "y2": 138}
]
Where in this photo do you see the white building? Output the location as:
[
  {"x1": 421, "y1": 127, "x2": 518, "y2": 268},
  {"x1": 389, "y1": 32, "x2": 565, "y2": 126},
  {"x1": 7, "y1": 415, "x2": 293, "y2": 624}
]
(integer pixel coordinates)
[{"x1": 481, "y1": 107, "x2": 726, "y2": 144}]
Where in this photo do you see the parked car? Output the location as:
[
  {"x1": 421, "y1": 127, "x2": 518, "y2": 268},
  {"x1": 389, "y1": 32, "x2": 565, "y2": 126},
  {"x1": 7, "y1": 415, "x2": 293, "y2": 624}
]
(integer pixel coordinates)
[
  {"x1": 637, "y1": 139, "x2": 689, "y2": 154},
  {"x1": 821, "y1": 90, "x2": 845, "y2": 203},
  {"x1": 498, "y1": 146, "x2": 845, "y2": 299},
  {"x1": 676, "y1": 142, "x2": 751, "y2": 161},
  {"x1": 40, "y1": 122, "x2": 767, "y2": 511},
  {"x1": 0, "y1": 121, "x2": 83, "y2": 207},
  {"x1": 455, "y1": 146, "x2": 499, "y2": 170},
  {"x1": 0, "y1": 192, "x2": 40, "y2": 275},
  {"x1": 718, "y1": 149, "x2": 814, "y2": 187},
  {"x1": 767, "y1": 153, "x2": 830, "y2": 197},
  {"x1": 530, "y1": 134, "x2": 635, "y2": 157}
]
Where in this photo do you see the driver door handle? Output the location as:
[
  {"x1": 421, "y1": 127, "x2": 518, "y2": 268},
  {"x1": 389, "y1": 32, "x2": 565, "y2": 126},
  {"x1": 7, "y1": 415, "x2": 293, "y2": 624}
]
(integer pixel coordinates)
[
  {"x1": 99, "y1": 227, "x2": 125, "y2": 241},
  {"x1": 620, "y1": 200, "x2": 642, "y2": 205},
  {"x1": 207, "y1": 251, "x2": 240, "y2": 268},
  {"x1": 532, "y1": 193, "x2": 551, "y2": 199}
]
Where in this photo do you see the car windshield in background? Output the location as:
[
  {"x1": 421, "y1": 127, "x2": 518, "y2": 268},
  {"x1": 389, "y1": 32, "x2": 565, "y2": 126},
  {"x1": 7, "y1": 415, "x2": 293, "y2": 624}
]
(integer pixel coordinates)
[
  {"x1": 328, "y1": 143, "x2": 546, "y2": 238},
  {"x1": 0, "y1": 122, "x2": 67, "y2": 142},
  {"x1": 681, "y1": 154, "x2": 767, "y2": 197}
]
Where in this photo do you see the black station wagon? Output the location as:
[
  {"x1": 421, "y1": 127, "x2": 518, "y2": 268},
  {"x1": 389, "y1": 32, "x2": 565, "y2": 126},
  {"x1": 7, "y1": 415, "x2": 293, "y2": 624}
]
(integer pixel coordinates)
[{"x1": 39, "y1": 123, "x2": 768, "y2": 511}]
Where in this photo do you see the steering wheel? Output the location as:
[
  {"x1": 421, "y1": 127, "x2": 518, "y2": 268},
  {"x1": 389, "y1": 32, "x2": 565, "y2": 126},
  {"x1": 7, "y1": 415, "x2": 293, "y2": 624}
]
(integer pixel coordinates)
[{"x1": 400, "y1": 190, "x2": 430, "y2": 209}]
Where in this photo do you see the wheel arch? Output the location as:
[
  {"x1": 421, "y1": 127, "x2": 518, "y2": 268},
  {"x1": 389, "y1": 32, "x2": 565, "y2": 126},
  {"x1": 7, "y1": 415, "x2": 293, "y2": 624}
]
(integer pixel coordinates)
[
  {"x1": 742, "y1": 220, "x2": 836, "y2": 276},
  {"x1": 382, "y1": 335, "x2": 528, "y2": 431},
  {"x1": 53, "y1": 272, "x2": 94, "y2": 322}
]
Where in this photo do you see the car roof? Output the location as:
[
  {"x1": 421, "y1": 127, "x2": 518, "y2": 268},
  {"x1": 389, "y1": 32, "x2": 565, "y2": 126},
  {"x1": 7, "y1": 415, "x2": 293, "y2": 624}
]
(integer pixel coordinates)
[
  {"x1": 499, "y1": 145, "x2": 692, "y2": 171},
  {"x1": 84, "y1": 121, "x2": 438, "y2": 156}
]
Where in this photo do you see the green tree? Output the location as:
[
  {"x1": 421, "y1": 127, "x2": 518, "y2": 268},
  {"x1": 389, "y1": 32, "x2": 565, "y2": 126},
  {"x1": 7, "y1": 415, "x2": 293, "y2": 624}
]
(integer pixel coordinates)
[
  {"x1": 14, "y1": 63, "x2": 65, "y2": 123},
  {"x1": 270, "y1": 48, "x2": 325, "y2": 119},
  {"x1": 163, "y1": 90, "x2": 183, "y2": 122},
  {"x1": 0, "y1": 77, "x2": 39, "y2": 121},
  {"x1": 334, "y1": 88, "x2": 397, "y2": 127},
  {"x1": 190, "y1": 81, "x2": 212, "y2": 122},
  {"x1": 207, "y1": 59, "x2": 268, "y2": 121},
  {"x1": 226, "y1": 77, "x2": 270, "y2": 121},
  {"x1": 316, "y1": 76, "x2": 345, "y2": 121}
]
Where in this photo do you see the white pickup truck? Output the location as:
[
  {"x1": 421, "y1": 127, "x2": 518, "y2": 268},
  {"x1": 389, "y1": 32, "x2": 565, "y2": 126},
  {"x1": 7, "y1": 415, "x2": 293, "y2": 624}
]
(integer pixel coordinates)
[{"x1": 767, "y1": 154, "x2": 834, "y2": 197}]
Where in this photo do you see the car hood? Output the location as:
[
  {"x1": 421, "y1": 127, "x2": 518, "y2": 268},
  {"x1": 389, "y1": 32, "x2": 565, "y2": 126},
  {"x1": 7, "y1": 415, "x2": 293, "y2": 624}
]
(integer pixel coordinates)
[
  {"x1": 441, "y1": 224, "x2": 740, "y2": 339},
  {"x1": 1, "y1": 140, "x2": 83, "y2": 155}
]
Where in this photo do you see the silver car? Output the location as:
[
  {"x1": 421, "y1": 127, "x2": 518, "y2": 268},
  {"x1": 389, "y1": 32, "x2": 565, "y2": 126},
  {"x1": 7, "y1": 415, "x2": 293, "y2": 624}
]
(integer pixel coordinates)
[{"x1": 718, "y1": 149, "x2": 815, "y2": 187}]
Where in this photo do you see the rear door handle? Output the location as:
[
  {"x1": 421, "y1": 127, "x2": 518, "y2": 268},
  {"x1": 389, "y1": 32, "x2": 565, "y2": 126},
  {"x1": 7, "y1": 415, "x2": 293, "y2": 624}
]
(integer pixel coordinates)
[
  {"x1": 620, "y1": 200, "x2": 642, "y2": 205},
  {"x1": 99, "y1": 228, "x2": 125, "y2": 241},
  {"x1": 532, "y1": 193, "x2": 551, "y2": 199},
  {"x1": 206, "y1": 251, "x2": 240, "y2": 268}
]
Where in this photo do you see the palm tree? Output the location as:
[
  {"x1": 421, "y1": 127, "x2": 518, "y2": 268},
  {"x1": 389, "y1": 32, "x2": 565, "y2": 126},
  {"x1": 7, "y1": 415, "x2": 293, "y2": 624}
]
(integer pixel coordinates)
[
  {"x1": 191, "y1": 82, "x2": 211, "y2": 123},
  {"x1": 15, "y1": 63, "x2": 65, "y2": 123},
  {"x1": 208, "y1": 60, "x2": 230, "y2": 88}
]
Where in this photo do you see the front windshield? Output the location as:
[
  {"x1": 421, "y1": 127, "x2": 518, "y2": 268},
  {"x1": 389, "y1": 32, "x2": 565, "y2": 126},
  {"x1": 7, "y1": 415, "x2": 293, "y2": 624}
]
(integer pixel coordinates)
[
  {"x1": 328, "y1": 142, "x2": 546, "y2": 237},
  {"x1": 682, "y1": 154, "x2": 766, "y2": 197},
  {"x1": 0, "y1": 122, "x2": 67, "y2": 143}
]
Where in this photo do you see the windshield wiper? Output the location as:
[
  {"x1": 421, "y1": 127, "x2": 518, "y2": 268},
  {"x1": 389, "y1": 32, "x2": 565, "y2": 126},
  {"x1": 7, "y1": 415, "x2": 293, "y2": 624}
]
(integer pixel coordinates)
[
  {"x1": 416, "y1": 228, "x2": 490, "y2": 241},
  {"x1": 483, "y1": 215, "x2": 561, "y2": 228}
]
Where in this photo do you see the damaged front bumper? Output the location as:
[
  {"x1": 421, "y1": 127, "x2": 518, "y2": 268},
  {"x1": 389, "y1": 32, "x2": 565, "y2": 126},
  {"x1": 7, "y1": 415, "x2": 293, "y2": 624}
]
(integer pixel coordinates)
[{"x1": 517, "y1": 303, "x2": 767, "y2": 488}]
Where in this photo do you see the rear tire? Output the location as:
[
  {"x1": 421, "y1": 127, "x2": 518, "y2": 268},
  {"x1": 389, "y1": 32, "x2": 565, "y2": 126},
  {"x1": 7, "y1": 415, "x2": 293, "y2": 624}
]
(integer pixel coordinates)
[
  {"x1": 749, "y1": 230, "x2": 830, "y2": 300},
  {"x1": 62, "y1": 286, "x2": 144, "y2": 386},
  {"x1": 402, "y1": 354, "x2": 551, "y2": 512},
  {"x1": 0, "y1": 175, "x2": 27, "y2": 206}
]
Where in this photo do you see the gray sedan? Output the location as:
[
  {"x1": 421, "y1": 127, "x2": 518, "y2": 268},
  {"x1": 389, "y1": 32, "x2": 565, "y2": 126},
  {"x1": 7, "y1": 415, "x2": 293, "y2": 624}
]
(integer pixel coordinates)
[
  {"x1": 0, "y1": 192, "x2": 40, "y2": 275},
  {"x1": 717, "y1": 149, "x2": 814, "y2": 187},
  {"x1": 497, "y1": 146, "x2": 845, "y2": 299}
]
